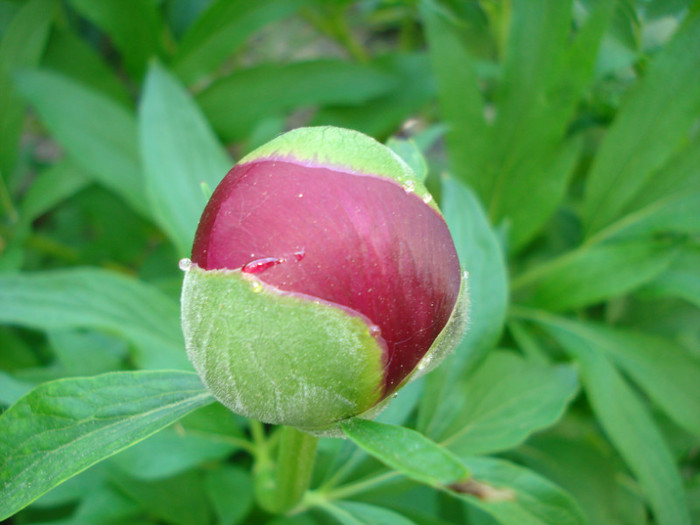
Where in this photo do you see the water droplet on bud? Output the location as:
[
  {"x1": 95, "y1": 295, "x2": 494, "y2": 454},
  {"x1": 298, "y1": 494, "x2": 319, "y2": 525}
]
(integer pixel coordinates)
[
  {"x1": 404, "y1": 180, "x2": 416, "y2": 194},
  {"x1": 250, "y1": 280, "x2": 263, "y2": 293},
  {"x1": 392, "y1": 392, "x2": 399, "y2": 398},
  {"x1": 369, "y1": 325, "x2": 381, "y2": 338},
  {"x1": 179, "y1": 258, "x2": 192, "y2": 271},
  {"x1": 242, "y1": 257, "x2": 282, "y2": 274},
  {"x1": 293, "y1": 249, "x2": 306, "y2": 262},
  {"x1": 423, "y1": 194, "x2": 433, "y2": 204}
]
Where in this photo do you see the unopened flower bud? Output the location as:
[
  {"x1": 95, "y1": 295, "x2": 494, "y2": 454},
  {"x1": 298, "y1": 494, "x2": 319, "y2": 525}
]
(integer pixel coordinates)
[{"x1": 181, "y1": 126, "x2": 468, "y2": 432}]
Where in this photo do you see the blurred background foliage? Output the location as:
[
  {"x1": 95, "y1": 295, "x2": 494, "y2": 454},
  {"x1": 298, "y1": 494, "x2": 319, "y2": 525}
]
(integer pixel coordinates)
[{"x1": 0, "y1": 0, "x2": 699, "y2": 524}]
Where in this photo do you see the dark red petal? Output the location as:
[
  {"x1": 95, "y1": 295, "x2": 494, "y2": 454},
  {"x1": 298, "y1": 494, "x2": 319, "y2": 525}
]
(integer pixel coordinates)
[{"x1": 192, "y1": 160, "x2": 461, "y2": 394}]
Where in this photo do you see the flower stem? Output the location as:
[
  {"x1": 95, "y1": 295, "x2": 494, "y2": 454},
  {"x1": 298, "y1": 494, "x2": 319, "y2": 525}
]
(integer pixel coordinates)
[{"x1": 255, "y1": 425, "x2": 318, "y2": 514}]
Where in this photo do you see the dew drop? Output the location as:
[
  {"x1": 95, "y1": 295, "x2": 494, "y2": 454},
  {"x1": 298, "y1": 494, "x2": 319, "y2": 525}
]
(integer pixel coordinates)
[
  {"x1": 423, "y1": 194, "x2": 433, "y2": 204},
  {"x1": 369, "y1": 325, "x2": 381, "y2": 338},
  {"x1": 404, "y1": 180, "x2": 416, "y2": 194},
  {"x1": 250, "y1": 280, "x2": 263, "y2": 293},
  {"x1": 392, "y1": 392, "x2": 399, "y2": 399},
  {"x1": 293, "y1": 249, "x2": 306, "y2": 262},
  {"x1": 179, "y1": 258, "x2": 192, "y2": 271},
  {"x1": 298, "y1": 193, "x2": 304, "y2": 198},
  {"x1": 242, "y1": 257, "x2": 282, "y2": 274}
]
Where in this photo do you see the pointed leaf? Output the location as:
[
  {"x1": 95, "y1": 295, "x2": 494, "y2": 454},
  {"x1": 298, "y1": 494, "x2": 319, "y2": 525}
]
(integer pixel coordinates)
[
  {"x1": 14, "y1": 69, "x2": 148, "y2": 216},
  {"x1": 139, "y1": 62, "x2": 231, "y2": 256},
  {"x1": 341, "y1": 419, "x2": 468, "y2": 488},
  {"x1": 0, "y1": 268, "x2": 187, "y2": 369},
  {"x1": 584, "y1": 12, "x2": 700, "y2": 234},
  {"x1": 0, "y1": 371, "x2": 213, "y2": 521}
]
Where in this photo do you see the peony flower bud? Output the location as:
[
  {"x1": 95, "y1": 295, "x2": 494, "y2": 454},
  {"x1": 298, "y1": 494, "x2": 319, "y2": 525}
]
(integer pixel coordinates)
[{"x1": 181, "y1": 126, "x2": 468, "y2": 432}]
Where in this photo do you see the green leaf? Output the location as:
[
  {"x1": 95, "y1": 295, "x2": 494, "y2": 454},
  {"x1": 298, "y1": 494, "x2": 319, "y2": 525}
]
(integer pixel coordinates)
[
  {"x1": 42, "y1": 28, "x2": 132, "y2": 108},
  {"x1": 386, "y1": 137, "x2": 427, "y2": 182},
  {"x1": 433, "y1": 351, "x2": 578, "y2": 456},
  {"x1": 111, "y1": 469, "x2": 212, "y2": 525},
  {"x1": 206, "y1": 466, "x2": 254, "y2": 525},
  {"x1": 174, "y1": 0, "x2": 312, "y2": 85},
  {"x1": 0, "y1": 370, "x2": 33, "y2": 406},
  {"x1": 341, "y1": 419, "x2": 468, "y2": 488},
  {"x1": 197, "y1": 59, "x2": 396, "y2": 141},
  {"x1": 0, "y1": 268, "x2": 188, "y2": 369},
  {"x1": 644, "y1": 243, "x2": 700, "y2": 308},
  {"x1": 543, "y1": 319, "x2": 700, "y2": 437},
  {"x1": 418, "y1": 179, "x2": 508, "y2": 434},
  {"x1": 18, "y1": 160, "x2": 91, "y2": 225},
  {"x1": 0, "y1": 0, "x2": 54, "y2": 180},
  {"x1": 139, "y1": 61, "x2": 231, "y2": 256},
  {"x1": 49, "y1": 329, "x2": 128, "y2": 376},
  {"x1": 0, "y1": 370, "x2": 213, "y2": 521},
  {"x1": 532, "y1": 313, "x2": 691, "y2": 525},
  {"x1": 14, "y1": 69, "x2": 148, "y2": 216},
  {"x1": 324, "y1": 501, "x2": 417, "y2": 525},
  {"x1": 64, "y1": 484, "x2": 141, "y2": 525},
  {"x1": 514, "y1": 238, "x2": 679, "y2": 311},
  {"x1": 456, "y1": 457, "x2": 587, "y2": 525},
  {"x1": 583, "y1": 12, "x2": 700, "y2": 234},
  {"x1": 67, "y1": 0, "x2": 163, "y2": 79}
]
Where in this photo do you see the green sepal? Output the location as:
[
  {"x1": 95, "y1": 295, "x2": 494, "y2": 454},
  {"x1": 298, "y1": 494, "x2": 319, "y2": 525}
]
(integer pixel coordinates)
[
  {"x1": 239, "y1": 126, "x2": 437, "y2": 209},
  {"x1": 181, "y1": 264, "x2": 384, "y2": 431}
]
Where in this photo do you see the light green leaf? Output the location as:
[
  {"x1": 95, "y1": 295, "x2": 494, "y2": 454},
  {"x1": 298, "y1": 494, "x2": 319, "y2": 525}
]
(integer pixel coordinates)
[
  {"x1": 418, "y1": 179, "x2": 508, "y2": 434},
  {"x1": 532, "y1": 313, "x2": 691, "y2": 525},
  {"x1": 0, "y1": 370, "x2": 213, "y2": 521},
  {"x1": 67, "y1": 0, "x2": 163, "y2": 78},
  {"x1": 457, "y1": 457, "x2": 587, "y2": 525},
  {"x1": 174, "y1": 0, "x2": 312, "y2": 85},
  {"x1": 49, "y1": 329, "x2": 128, "y2": 376},
  {"x1": 139, "y1": 61, "x2": 231, "y2": 256},
  {"x1": 434, "y1": 351, "x2": 578, "y2": 456},
  {"x1": 514, "y1": 238, "x2": 679, "y2": 311},
  {"x1": 197, "y1": 60, "x2": 396, "y2": 141},
  {"x1": 0, "y1": 0, "x2": 54, "y2": 180},
  {"x1": 18, "y1": 160, "x2": 90, "y2": 225},
  {"x1": 325, "y1": 501, "x2": 417, "y2": 525},
  {"x1": 386, "y1": 137, "x2": 427, "y2": 182},
  {"x1": 14, "y1": 69, "x2": 148, "y2": 216},
  {"x1": 0, "y1": 370, "x2": 33, "y2": 406},
  {"x1": 341, "y1": 419, "x2": 468, "y2": 488},
  {"x1": 65, "y1": 485, "x2": 141, "y2": 525},
  {"x1": 584, "y1": 12, "x2": 700, "y2": 234},
  {"x1": 206, "y1": 466, "x2": 254, "y2": 525},
  {"x1": 0, "y1": 268, "x2": 188, "y2": 369}
]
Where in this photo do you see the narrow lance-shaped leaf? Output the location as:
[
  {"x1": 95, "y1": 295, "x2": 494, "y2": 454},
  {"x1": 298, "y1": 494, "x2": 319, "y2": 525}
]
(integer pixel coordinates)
[
  {"x1": 0, "y1": 0, "x2": 54, "y2": 179},
  {"x1": 341, "y1": 418, "x2": 469, "y2": 488},
  {"x1": 583, "y1": 12, "x2": 700, "y2": 234},
  {"x1": 139, "y1": 62, "x2": 231, "y2": 256},
  {"x1": 529, "y1": 313, "x2": 691, "y2": 525},
  {"x1": 0, "y1": 371, "x2": 214, "y2": 521},
  {"x1": 67, "y1": 0, "x2": 163, "y2": 79},
  {"x1": 0, "y1": 268, "x2": 188, "y2": 370},
  {"x1": 14, "y1": 69, "x2": 149, "y2": 217},
  {"x1": 174, "y1": 0, "x2": 313, "y2": 85}
]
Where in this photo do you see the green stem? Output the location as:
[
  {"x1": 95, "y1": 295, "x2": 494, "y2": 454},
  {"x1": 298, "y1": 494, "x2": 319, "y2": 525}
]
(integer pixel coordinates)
[{"x1": 255, "y1": 425, "x2": 318, "y2": 514}]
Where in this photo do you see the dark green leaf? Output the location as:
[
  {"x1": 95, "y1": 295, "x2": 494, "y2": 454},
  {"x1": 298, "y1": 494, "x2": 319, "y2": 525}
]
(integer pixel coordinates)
[
  {"x1": 14, "y1": 69, "x2": 148, "y2": 216},
  {"x1": 434, "y1": 351, "x2": 578, "y2": 456},
  {"x1": 533, "y1": 313, "x2": 691, "y2": 525},
  {"x1": 174, "y1": 0, "x2": 312, "y2": 85},
  {"x1": 341, "y1": 419, "x2": 468, "y2": 488},
  {"x1": 111, "y1": 469, "x2": 212, "y2": 525},
  {"x1": 139, "y1": 62, "x2": 231, "y2": 256},
  {"x1": 583, "y1": 12, "x2": 700, "y2": 234},
  {"x1": 0, "y1": 268, "x2": 187, "y2": 369},
  {"x1": 67, "y1": 0, "x2": 163, "y2": 78},
  {"x1": 206, "y1": 465, "x2": 254, "y2": 525},
  {"x1": 197, "y1": 60, "x2": 396, "y2": 141},
  {"x1": 42, "y1": 28, "x2": 132, "y2": 108},
  {"x1": 18, "y1": 160, "x2": 91, "y2": 225},
  {"x1": 456, "y1": 457, "x2": 587, "y2": 525},
  {"x1": 514, "y1": 238, "x2": 679, "y2": 311},
  {"x1": 0, "y1": 0, "x2": 54, "y2": 179},
  {"x1": 0, "y1": 370, "x2": 213, "y2": 520}
]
